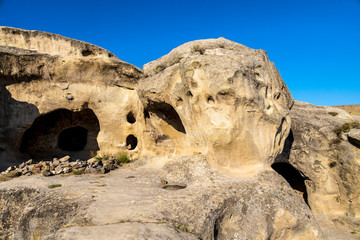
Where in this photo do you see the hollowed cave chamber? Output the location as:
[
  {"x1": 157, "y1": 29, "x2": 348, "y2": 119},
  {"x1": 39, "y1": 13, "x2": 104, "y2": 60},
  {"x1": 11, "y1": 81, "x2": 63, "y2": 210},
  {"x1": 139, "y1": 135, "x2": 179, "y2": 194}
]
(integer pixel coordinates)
[{"x1": 20, "y1": 108, "x2": 100, "y2": 160}]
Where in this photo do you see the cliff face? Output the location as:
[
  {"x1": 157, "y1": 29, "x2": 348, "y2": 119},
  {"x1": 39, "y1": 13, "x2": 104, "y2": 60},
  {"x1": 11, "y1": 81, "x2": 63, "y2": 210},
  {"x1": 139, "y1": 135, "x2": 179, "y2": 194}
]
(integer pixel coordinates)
[
  {"x1": 0, "y1": 27, "x2": 359, "y2": 239},
  {"x1": 0, "y1": 27, "x2": 144, "y2": 169}
]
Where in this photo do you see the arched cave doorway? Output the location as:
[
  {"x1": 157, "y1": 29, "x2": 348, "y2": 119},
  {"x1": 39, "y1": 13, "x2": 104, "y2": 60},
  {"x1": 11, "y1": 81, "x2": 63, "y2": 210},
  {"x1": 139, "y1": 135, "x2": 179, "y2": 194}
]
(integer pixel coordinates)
[
  {"x1": 126, "y1": 134, "x2": 138, "y2": 150},
  {"x1": 271, "y1": 162, "x2": 309, "y2": 207},
  {"x1": 20, "y1": 108, "x2": 100, "y2": 160},
  {"x1": 145, "y1": 100, "x2": 186, "y2": 134}
]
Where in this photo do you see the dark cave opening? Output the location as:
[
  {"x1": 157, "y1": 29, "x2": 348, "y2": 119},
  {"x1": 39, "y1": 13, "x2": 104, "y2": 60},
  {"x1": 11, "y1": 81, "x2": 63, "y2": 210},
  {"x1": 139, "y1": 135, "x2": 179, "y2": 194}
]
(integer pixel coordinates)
[
  {"x1": 271, "y1": 162, "x2": 309, "y2": 207},
  {"x1": 348, "y1": 136, "x2": 360, "y2": 149},
  {"x1": 20, "y1": 108, "x2": 100, "y2": 159},
  {"x1": 126, "y1": 134, "x2": 138, "y2": 150},
  {"x1": 126, "y1": 111, "x2": 136, "y2": 124},
  {"x1": 58, "y1": 126, "x2": 88, "y2": 151},
  {"x1": 145, "y1": 100, "x2": 186, "y2": 134}
]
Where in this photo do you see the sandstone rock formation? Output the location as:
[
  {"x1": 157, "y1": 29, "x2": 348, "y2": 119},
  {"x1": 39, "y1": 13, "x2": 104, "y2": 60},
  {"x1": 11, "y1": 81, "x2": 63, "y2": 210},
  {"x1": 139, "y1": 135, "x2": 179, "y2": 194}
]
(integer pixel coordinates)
[
  {"x1": 139, "y1": 38, "x2": 294, "y2": 174},
  {"x1": 275, "y1": 101, "x2": 360, "y2": 238},
  {"x1": 0, "y1": 27, "x2": 359, "y2": 239},
  {"x1": 0, "y1": 27, "x2": 143, "y2": 169}
]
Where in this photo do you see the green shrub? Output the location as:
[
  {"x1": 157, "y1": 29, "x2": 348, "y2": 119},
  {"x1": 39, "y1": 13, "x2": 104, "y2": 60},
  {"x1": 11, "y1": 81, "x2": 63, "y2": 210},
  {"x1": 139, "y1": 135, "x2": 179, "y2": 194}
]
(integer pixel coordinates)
[
  {"x1": 116, "y1": 152, "x2": 130, "y2": 164},
  {"x1": 334, "y1": 122, "x2": 360, "y2": 137},
  {"x1": 328, "y1": 112, "x2": 338, "y2": 116},
  {"x1": 48, "y1": 184, "x2": 62, "y2": 189},
  {"x1": 73, "y1": 169, "x2": 84, "y2": 175},
  {"x1": 154, "y1": 65, "x2": 166, "y2": 73},
  {"x1": 192, "y1": 45, "x2": 204, "y2": 54},
  {"x1": 329, "y1": 162, "x2": 337, "y2": 168}
]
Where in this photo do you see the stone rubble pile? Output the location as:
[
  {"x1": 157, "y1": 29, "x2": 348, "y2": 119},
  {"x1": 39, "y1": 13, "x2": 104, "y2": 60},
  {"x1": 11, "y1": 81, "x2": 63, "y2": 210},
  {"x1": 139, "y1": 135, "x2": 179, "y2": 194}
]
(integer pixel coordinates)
[{"x1": 1, "y1": 155, "x2": 128, "y2": 179}]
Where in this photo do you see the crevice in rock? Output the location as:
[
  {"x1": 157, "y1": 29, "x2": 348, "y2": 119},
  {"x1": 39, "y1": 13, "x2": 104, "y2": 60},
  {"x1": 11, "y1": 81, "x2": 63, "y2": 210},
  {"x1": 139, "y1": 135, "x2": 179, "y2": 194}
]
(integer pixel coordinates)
[
  {"x1": 143, "y1": 109, "x2": 150, "y2": 119},
  {"x1": 275, "y1": 129, "x2": 294, "y2": 162},
  {"x1": 145, "y1": 100, "x2": 186, "y2": 134},
  {"x1": 20, "y1": 108, "x2": 100, "y2": 159},
  {"x1": 271, "y1": 162, "x2": 310, "y2": 207},
  {"x1": 213, "y1": 216, "x2": 221, "y2": 240},
  {"x1": 348, "y1": 136, "x2": 360, "y2": 149}
]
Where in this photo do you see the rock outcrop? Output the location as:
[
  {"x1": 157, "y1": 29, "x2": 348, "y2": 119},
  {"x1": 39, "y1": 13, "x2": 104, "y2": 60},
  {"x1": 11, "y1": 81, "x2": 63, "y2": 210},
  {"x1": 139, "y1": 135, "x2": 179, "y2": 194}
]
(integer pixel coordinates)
[
  {"x1": 275, "y1": 101, "x2": 360, "y2": 238},
  {"x1": 139, "y1": 38, "x2": 293, "y2": 174},
  {"x1": 0, "y1": 27, "x2": 359, "y2": 239},
  {"x1": 0, "y1": 27, "x2": 143, "y2": 169}
]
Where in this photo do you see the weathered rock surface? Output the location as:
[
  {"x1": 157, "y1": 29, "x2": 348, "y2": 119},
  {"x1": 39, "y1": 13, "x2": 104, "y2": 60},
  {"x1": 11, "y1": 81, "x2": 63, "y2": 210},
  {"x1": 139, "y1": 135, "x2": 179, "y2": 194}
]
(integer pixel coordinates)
[
  {"x1": 276, "y1": 101, "x2": 360, "y2": 238},
  {"x1": 0, "y1": 27, "x2": 359, "y2": 239},
  {"x1": 0, "y1": 156, "x2": 322, "y2": 239},
  {"x1": 139, "y1": 38, "x2": 294, "y2": 174},
  {"x1": 0, "y1": 27, "x2": 144, "y2": 169}
]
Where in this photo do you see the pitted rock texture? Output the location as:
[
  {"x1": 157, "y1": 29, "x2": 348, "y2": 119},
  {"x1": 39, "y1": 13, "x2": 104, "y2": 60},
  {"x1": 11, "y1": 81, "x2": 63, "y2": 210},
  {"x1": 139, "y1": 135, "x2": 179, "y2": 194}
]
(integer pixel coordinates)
[
  {"x1": 275, "y1": 101, "x2": 360, "y2": 238},
  {"x1": 0, "y1": 27, "x2": 359, "y2": 239},
  {"x1": 139, "y1": 38, "x2": 294, "y2": 174},
  {"x1": 0, "y1": 27, "x2": 144, "y2": 169}
]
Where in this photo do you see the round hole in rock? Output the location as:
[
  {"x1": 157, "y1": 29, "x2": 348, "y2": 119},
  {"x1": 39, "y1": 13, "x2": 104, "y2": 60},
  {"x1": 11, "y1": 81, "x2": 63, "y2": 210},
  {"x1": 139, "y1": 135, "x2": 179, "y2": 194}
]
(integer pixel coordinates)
[
  {"x1": 126, "y1": 134, "x2": 138, "y2": 150},
  {"x1": 207, "y1": 95, "x2": 215, "y2": 104},
  {"x1": 126, "y1": 111, "x2": 136, "y2": 124},
  {"x1": 58, "y1": 126, "x2": 88, "y2": 151}
]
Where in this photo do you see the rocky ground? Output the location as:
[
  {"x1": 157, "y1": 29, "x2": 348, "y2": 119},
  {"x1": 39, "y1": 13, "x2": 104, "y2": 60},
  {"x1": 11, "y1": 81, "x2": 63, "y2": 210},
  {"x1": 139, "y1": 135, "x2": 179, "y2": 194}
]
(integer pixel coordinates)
[
  {"x1": 0, "y1": 155, "x2": 323, "y2": 240},
  {"x1": 0, "y1": 154, "x2": 131, "y2": 181}
]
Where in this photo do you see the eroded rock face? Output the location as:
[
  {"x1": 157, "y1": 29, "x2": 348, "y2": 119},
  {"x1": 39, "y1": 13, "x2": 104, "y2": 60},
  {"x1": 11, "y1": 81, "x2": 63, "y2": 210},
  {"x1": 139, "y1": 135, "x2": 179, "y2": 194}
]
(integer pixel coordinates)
[
  {"x1": 139, "y1": 38, "x2": 294, "y2": 173},
  {"x1": 275, "y1": 101, "x2": 360, "y2": 237},
  {"x1": 2, "y1": 27, "x2": 360, "y2": 239},
  {"x1": 0, "y1": 27, "x2": 144, "y2": 168}
]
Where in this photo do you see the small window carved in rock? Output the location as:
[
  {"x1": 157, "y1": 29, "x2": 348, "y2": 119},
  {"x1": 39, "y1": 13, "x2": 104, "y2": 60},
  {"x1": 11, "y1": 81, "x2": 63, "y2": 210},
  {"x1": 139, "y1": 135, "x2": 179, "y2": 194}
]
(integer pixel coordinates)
[
  {"x1": 126, "y1": 111, "x2": 136, "y2": 124},
  {"x1": 126, "y1": 135, "x2": 138, "y2": 150}
]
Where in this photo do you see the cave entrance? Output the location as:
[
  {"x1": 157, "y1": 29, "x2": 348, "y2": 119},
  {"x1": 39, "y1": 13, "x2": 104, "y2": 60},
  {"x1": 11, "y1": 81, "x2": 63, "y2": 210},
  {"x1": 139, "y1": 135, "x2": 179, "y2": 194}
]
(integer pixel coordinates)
[
  {"x1": 20, "y1": 108, "x2": 100, "y2": 160},
  {"x1": 271, "y1": 162, "x2": 309, "y2": 207},
  {"x1": 58, "y1": 126, "x2": 88, "y2": 151},
  {"x1": 145, "y1": 100, "x2": 186, "y2": 134}
]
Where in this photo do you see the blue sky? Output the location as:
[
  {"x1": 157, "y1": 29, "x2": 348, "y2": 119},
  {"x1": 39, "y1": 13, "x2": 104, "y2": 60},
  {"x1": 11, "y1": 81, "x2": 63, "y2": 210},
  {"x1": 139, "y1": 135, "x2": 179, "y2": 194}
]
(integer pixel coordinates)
[{"x1": 0, "y1": 0, "x2": 359, "y2": 106}]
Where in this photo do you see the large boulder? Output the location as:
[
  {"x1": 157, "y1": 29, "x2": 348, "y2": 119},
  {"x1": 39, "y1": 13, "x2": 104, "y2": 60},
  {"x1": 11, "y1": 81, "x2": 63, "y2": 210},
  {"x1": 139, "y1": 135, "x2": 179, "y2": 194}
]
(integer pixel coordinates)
[{"x1": 139, "y1": 38, "x2": 294, "y2": 174}]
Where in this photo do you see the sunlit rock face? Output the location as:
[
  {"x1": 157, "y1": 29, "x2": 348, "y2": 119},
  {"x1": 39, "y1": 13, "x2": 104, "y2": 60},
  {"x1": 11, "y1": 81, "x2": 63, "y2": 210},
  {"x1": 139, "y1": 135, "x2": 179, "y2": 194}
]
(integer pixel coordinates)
[
  {"x1": 0, "y1": 27, "x2": 144, "y2": 167},
  {"x1": 140, "y1": 38, "x2": 294, "y2": 174}
]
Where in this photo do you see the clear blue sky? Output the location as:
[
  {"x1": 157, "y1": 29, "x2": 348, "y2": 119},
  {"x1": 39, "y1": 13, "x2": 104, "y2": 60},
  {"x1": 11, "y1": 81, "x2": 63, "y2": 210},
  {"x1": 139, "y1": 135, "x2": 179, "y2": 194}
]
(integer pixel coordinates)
[{"x1": 0, "y1": 0, "x2": 359, "y2": 106}]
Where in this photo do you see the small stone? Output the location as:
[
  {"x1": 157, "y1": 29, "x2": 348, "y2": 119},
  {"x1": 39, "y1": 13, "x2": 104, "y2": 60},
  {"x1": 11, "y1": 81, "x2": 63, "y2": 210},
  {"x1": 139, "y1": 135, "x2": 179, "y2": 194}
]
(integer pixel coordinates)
[
  {"x1": 63, "y1": 167, "x2": 71, "y2": 174},
  {"x1": 103, "y1": 161, "x2": 115, "y2": 172},
  {"x1": 24, "y1": 171, "x2": 32, "y2": 176},
  {"x1": 42, "y1": 170, "x2": 52, "y2": 177},
  {"x1": 54, "y1": 166, "x2": 63, "y2": 175},
  {"x1": 87, "y1": 158, "x2": 100, "y2": 168},
  {"x1": 85, "y1": 167, "x2": 105, "y2": 174},
  {"x1": 66, "y1": 93, "x2": 74, "y2": 101},
  {"x1": 25, "y1": 159, "x2": 33, "y2": 165},
  {"x1": 59, "y1": 155, "x2": 71, "y2": 163},
  {"x1": 7, "y1": 170, "x2": 20, "y2": 178},
  {"x1": 6, "y1": 166, "x2": 15, "y2": 172},
  {"x1": 34, "y1": 163, "x2": 43, "y2": 168},
  {"x1": 19, "y1": 162, "x2": 25, "y2": 169}
]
